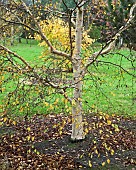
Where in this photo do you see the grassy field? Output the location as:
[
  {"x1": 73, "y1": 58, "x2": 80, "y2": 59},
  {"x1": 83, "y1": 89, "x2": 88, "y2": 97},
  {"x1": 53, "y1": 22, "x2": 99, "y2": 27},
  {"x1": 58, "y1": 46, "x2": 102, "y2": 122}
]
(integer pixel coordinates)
[{"x1": 0, "y1": 39, "x2": 136, "y2": 117}]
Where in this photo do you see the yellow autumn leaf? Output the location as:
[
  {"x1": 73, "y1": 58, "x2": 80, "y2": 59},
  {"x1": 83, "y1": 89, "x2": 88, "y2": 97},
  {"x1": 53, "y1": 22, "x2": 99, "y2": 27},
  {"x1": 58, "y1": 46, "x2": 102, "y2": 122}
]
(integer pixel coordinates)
[
  {"x1": 31, "y1": 136, "x2": 35, "y2": 141},
  {"x1": 27, "y1": 149, "x2": 31, "y2": 153},
  {"x1": 64, "y1": 98, "x2": 68, "y2": 104},
  {"x1": 62, "y1": 120, "x2": 66, "y2": 127},
  {"x1": 78, "y1": 77, "x2": 82, "y2": 81},
  {"x1": 12, "y1": 121, "x2": 16, "y2": 126},
  {"x1": 107, "y1": 120, "x2": 112, "y2": 125},
  {"x1": 78, "y1": 98, "x2": 82, "y2": 101},
  {"x1": 75, "y1": 123, "x2": 79, "y2": 129},
  {"x1": 27, "y1": 136, "x2": 31, "y2": 141},
  {"x1": 105, "y1": 114, "x2": 109, "y2": 119},
  {"x1": 90, "y1": 154, "x2": 93, "y2": 159},
  {"x1": 79, "y1": 165, "x2": 83, "y2": 168},
  {"x1": 114, "y1": 124, "x2": 120, "y2": 132},
  {"x1": 107, "y1": 146, "x2": 111, "y2": 151},
  {"x1": 93, "y1": 140, "x2": 96, "y2": 144},
  {"x1": 53, "y1": 124, "x2": 57, "y2": 128},
  {"x1": 107, "y1": 159, "x2": 110, "y2": 164},
  {"x1": 59, "y1": 130, "x2": 62, "y2": 135},
  {"x1": 115, "y1": 127, "x2": 120, "y2": 132},
  {"x1": 20, "y1": 107, "x2": 24, "y2": 112},
  {"x1": 102, "y1": 162, "x2": 106, "y2": 166},
  {"x1": 34, "y1": 149, "x2": 37, "y2": 153},
  {"x1": 99, "y1": 122, "x2": 103, "y2": 127},
  {"x1": 44, "y1": 102, "x2": 49, "y2": 106},
  {"x1": 1, "y1": 88, "x2": 5, "y2": 92},
  {"x1": 109, "y1": 131, "x2": 113, "y2": 134},
  {"x1": 110, "y1": 149, "x2": 115, "y2": 155},
  {"x1": 80, "y1": 154, "x2": 83, "y2": 158},
  {"x1": 54, "y1": 98, "x2": 59, "y2": 105},
  {"x1": 88, "y1": 160, "x2": 92, "y2": 167},
  {"x1": 3, "y1": 117, "x2": 7, "y2": 122},
  {"x1": 85, "y1": 128, "x2": 89, "y2": 134},
  {"x1": 95, "y1": 149, "x2": 98, "y2": 154},
  {"x1": 49, "y1": 104, "x2": 54, "y2": 110},
  {"x1": 111, "y1": 92, "x2": 116, "y2": 96},
  {"x1": 72, "y1": 99, "x2": 76, "y2": 106},
  {"x1": 66, "y1": 108, "x2": 70, "y2": 112},
  {"x1": 27, "y1": 127, "x2": 31, "y2": 131},
  {"x1": 31, "y1": 145, "x2": 34, "y2": 149},
  {"x1": 1, "y1": 76, "x2": 4, "y2": 80},
  {"x1": 99, "y1": 129, "x2": 103, "y2": 134},
  {"x1": 36, "y1": 151, "x2": 40, "y2": 155}
]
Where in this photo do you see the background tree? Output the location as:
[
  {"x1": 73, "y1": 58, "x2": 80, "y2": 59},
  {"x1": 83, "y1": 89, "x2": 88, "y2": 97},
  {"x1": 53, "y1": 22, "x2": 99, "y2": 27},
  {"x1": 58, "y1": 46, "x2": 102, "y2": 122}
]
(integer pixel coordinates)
[{"x1": 104, "y1": 0, "x2": 136, "y2": 47}]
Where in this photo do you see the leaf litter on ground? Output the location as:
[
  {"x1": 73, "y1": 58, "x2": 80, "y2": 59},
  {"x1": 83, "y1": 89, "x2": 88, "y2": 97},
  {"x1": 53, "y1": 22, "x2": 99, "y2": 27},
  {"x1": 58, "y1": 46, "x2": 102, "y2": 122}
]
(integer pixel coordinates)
[{"x1": 0, "y1": 112, "x2": 136, "y2": 170}]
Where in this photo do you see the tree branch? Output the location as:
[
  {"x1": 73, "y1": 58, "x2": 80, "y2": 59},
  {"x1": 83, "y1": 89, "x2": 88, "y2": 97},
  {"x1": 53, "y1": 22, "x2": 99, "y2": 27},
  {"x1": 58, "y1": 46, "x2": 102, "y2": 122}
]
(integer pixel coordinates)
[
  {"x1": 20, "y1": 0, "x2": 71, "y2": 60},
  {"x1": 98, "y1": 60, "x2": 136, "y2": 78},
  {"x1": 0, "y1": 45, "x2": 72, "y2": 102},
  {"x1": 0, "y1": 44, "x2": 32, "y2": 69},
  {"x1": 0, "y1": 17, "x2": 38, "y2": 33}
]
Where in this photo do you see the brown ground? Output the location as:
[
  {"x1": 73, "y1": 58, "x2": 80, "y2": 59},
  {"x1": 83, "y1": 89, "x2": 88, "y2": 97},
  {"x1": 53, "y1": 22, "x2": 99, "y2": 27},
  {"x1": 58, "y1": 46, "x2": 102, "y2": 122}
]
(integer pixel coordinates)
[{"x1": 0, "y1": 113, "x2": 136, "y2": 170}]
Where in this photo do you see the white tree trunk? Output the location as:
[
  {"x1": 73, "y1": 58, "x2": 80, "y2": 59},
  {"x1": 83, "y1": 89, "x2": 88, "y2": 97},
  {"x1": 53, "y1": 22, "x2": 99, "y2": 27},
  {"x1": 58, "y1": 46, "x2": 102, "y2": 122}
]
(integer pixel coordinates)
[{"x1": 71, "y1": 1, "x2": 85, "y2": 141}]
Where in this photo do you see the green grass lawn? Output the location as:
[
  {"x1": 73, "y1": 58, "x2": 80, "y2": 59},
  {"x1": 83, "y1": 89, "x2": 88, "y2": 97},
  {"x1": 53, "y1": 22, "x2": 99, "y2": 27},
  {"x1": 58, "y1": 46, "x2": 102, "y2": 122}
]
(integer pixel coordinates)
[
  {"x1": 82, "y1": 49, "x2": 136, "y2": 116},
  {"x1": 0, "y1": 39, "x2": 136, "y2": 117},
  {"x1": 10, "y1": 39, "x2": 44, "y2": 66}
]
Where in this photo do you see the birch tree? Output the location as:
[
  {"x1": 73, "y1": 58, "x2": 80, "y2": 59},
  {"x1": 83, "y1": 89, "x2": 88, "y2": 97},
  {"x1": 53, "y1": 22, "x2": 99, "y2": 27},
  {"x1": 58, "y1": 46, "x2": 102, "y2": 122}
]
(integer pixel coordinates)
[
  {"x1": 0, "y1": 0, "x2": 136, "y2": 141},
  {"x1": 71, "y1": 0, "x2": 85, "y2": 140}
]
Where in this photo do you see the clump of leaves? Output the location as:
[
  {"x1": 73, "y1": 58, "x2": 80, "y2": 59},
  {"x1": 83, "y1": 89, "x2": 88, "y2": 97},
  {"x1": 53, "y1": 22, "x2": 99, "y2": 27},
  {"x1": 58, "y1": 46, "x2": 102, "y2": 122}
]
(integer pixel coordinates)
[{"x1": 35, "y1": 17, "x2": 93, "y2": 54}]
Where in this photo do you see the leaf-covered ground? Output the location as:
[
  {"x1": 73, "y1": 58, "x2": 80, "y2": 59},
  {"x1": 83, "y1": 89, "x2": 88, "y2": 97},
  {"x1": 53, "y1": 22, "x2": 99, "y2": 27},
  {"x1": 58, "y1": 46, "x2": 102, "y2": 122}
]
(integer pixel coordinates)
[{"x1": 0, "y1": 113, "x2": 136, "y2": 170}]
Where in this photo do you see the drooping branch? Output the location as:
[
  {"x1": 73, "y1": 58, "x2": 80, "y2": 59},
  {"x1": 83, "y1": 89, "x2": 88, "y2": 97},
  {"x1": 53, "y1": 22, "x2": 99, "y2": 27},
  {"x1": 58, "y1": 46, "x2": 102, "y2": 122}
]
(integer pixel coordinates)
[
  {"x1": 0, "y1": 17, "x2": 38, "y2": 33},
  {"x1": 0, "y1": 3, "x2": 32, "y2": 29},
  {"x1": 0, "y1": 44, "x2": 73, "y2": 102},
  {"x1": 98, "y1": 60, "x2": 136, "y2": 78},
  {"x1": 0, "y1": 44, "x2": 32, "y2": 69},
  {"x1": 85, "y1": 2, "x2": 136, "y2": 70}
]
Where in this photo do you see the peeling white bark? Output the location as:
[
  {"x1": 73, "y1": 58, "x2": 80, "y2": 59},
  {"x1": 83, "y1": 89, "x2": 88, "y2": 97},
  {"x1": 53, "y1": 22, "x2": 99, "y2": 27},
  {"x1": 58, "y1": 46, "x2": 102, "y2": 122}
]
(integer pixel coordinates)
[{"x1": 71, "y1": 0, "x2": 85, "y2": 141}]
